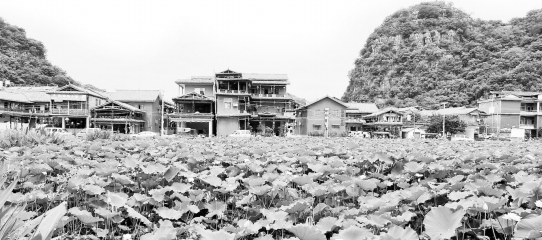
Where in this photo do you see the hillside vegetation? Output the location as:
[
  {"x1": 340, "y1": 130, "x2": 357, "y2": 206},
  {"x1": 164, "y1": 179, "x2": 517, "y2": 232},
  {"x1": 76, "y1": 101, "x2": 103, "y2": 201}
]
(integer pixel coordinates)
[
  {"x1": 342, "y1": 2, "x2": 542, "y2": 109},
  {"x1": 0, "y1": 17, "x2": 75, "y2": 86}
]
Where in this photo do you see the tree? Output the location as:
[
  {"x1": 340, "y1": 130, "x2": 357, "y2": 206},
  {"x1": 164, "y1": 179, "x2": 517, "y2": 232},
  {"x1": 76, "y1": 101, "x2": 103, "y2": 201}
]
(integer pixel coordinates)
[{"x1": 426, "y1": 115, "x2": 467, "y2": 134}]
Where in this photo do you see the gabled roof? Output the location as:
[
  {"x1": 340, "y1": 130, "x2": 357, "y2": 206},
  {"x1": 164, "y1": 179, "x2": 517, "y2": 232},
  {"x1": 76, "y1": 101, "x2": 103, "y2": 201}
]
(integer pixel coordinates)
[
  {"x1": 48, "y1": 84, "x2": 106, "y2": 98},
  {"x1": 345, "y1": 102, "x2": 379, "y2": 114},
  {"x1": 106, "y1": 90, "x2": 161, "y2": 103},
  {"x1": 0, "y1": 91, "x2": 32, "y2": 103},
  {"x1": 242, "y1": 73, "x2": 288, "y2": 81},
  {"x1": 219, "y1": 69, "x2": 239, "y2": 74},
  {"x1": 91, "y1": 100, "x2": 143, "y2": 112},
  {"x1": 299, "y1": 96, "x2": 349, "y2": 110},
  {"x1": 172, "y1": 92, "x2": 214, "y2": 101},
  {"x1": 362, "y1": 107, "x2": 404, "y2": 119},
  {"x1": 175, "y1": 76, "x2": 214, "y2": 85}
]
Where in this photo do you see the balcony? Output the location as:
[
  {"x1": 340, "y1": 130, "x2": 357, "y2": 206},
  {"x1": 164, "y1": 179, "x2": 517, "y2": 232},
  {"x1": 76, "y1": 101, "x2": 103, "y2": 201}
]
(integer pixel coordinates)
[
  {"x1": 0, "y1": 107, "x2": 26, "y2": 113},
  {"x1": 251, "y1": 93, "x2": 290, "y2": 99},
  {"x1": 217, "y1": 89, "x2": 250, "y2": 95},
  {"x1": 519, "y1": 124, "x2": 536, "y2": 129},
  {"x1": 345, "y1": 117, "x2": 366, "y2": 123},
  {"x1": 51, "y1": 109, "x2": 89, "y2": 115}
]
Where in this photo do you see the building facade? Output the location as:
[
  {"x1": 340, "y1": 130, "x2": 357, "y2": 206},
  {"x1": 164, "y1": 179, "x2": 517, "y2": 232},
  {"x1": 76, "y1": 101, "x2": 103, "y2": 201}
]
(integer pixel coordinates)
[
  {"x1": 171, "y1": 70, "x2": 299, "y2": 137},
  {"x1": 362, "y1": 108, "x2": 405, "y2": 138},
  {"x1": 478, "y1": 91, "x2": 542, "y2": 137},
  {"x1": 344, "y1": 102, "x2": 379, "y2": 132},
  {"x1": 106, "y1": 90, "x2": 174, "y2": 133},
  {"x1": 295, "y1": 96, "x2": 348, "y2": 136}
]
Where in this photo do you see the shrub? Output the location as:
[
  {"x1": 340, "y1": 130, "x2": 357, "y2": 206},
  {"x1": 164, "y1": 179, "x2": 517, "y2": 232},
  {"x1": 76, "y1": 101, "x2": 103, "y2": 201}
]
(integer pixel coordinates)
[
  {"x1": 86, "y1": 130, "x2": 111, "y2": 141},
  {"x1": 308, "y1": 131, "x2": 324, "y2": 137}
]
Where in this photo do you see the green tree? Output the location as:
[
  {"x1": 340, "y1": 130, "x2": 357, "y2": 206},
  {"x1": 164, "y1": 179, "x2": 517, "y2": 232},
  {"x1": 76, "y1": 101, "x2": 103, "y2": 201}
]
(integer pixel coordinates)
[{"x1": 426, "y1": 115, "x2": 467, "y2": 134}]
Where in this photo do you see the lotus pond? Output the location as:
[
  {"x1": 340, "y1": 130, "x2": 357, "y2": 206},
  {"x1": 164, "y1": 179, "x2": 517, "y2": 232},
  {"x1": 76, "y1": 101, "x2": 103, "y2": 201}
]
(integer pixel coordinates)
[{"x1": 2, "y1": 136, "x2": 542, "y2": 240}]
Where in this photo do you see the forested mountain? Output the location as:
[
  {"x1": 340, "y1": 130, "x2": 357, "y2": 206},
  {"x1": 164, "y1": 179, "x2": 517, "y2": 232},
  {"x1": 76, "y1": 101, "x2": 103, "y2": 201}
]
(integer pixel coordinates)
[
  {"x1": 0, "y1": 17, "x2": 76, "y2": 86},
  {"x1": 342, "y1": 2, "x2": 542, "y2": 109}
]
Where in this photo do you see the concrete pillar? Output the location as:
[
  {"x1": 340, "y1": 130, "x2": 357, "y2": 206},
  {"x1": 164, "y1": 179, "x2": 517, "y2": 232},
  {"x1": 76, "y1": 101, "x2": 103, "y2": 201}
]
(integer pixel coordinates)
[
  {"x1": 61, "y1": 117, "x2": 65, "y2": 129},
  {"x1": 208, "y1": 121, "x2": 213, "y2": 137},
  {"x1": 86, "y1": 117, "x2": 90, "y2": 128}
]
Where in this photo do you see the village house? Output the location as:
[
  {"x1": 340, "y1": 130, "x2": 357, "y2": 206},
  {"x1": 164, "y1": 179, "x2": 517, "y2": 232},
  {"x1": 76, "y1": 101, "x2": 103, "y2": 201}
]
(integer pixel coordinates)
[
  {"x1": 478, "y1": 91, "x2": 542, "y2": 137},
  {"x1": 90, "y1": 100, "x2": 146, "y2": 134},
  {"x1": 170, "y1": 76, "x2": 215, "y2": 136},
  {"x1": 46, "y1": 84, "x2": 109, "y2": 134},
  {"x1": 344, "y1": 102, "x2": 379, "y2": 132},
  {"x1": 2, "y1": 86, "x2": 56, "y2": 129},
  {"x1": 171, "y1": 70, "x2": 300, "y2": 136},
  {"x1": 105, "y1": 90, "x2": 175, "y2": 133},
  {"x1": 362, "y1": 108, "x2": 405, "y2": 138},
  {"x1": 295, "y1": 96, "x2": 348, "y2": 136},
  {"x1": 246, "y1": 73, "x2": 295, "y2": 136}
]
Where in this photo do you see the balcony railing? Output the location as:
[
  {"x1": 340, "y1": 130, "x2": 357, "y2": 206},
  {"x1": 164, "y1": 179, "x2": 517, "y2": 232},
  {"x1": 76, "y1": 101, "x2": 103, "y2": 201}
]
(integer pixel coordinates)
[
  {"x1": 251, "y1": 94, "x2": 288, "y2": 98},
  {"x1": 520, "y1": 108, "x2": 537, "y2": 112},
  {"x1": 0, "y1": 107, "x2": 26, "y2": 113},
  {"x1": 51, "y1": 109, "x2": 89, "y2": 115},
  {"x1": 217, "y1": 89, "x2": 249, "y2": 94},
  {"x1": 346, "y1": 117, "x2": 366, "y2": 123},
  {"x1": 520, "y1": 123, "x2": 535, "y2": 128}
]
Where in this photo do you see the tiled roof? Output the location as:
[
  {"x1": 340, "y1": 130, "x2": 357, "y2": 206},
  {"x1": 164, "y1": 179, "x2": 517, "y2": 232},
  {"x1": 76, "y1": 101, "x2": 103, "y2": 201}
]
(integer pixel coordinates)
[
  {"x1": 362, "y1": 107, "x2": 403, "y2": 119},
  {"x1": 242, "y1": 73, "x2": 288, "y2": 81},
  {"x1": 91, "y1": 100, "x2": 143, "y2": 112},
  {"x1": 4, "y1": 87, "x2": 55, "y2": 102},
  {"x1": 300, "y1": 96, "x2": 349, "y2": 109},
  {"x1": 48, "y1": 84, "x2": 107, "y2": 98},
  {"x1": 345, "y1": 102, "x2": 379, "y2": 113},
  {"x1": 0, "y1": 91, "x2": 31, "y2": 103},
  {"x1": 420, "y1": 107, "x2": 487, "y2": 116},
  {"x1": 175, "y1": 76, "x2": 214, "y2": 84},
  {"x1": 173, "y1": 92, "x2": 214, "y2": 101},
  {"x1": 107, "y1": 90, "x2": 161, "y2": 102}
]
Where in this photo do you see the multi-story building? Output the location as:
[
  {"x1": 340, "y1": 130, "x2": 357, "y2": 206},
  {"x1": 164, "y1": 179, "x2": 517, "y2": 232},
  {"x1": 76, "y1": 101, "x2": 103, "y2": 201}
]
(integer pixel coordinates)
[
  {"x1": 90, "y1": 100, "x2": 146, "y2": 133},
  {"x1": 170, "y1": 76, "x2": 215, "y2": 136},
  {"x1": 362, "y1": 108, "x2": 405, "y2": 138},
  {"x1": 478, "y1": 91, "x2": 542, "y2": 137},
  {"x1": 47, "y1": 84, "x2": 108, "y2": 133},
  {"x1": 344, "y1": 102, "x2": 379, "y2": 132},
  {"x1": 295, "y1": 96, "x2": 348, "y2": 136},
  {"x1": 171, "y1": 69, "x2": 299, "y2": 136},
  {"x1": 106, "y1": 90, "x2": 175, "y2": 133},
  {"x1": 214, "y1": 70, "x2": 253, "y2": 136}
]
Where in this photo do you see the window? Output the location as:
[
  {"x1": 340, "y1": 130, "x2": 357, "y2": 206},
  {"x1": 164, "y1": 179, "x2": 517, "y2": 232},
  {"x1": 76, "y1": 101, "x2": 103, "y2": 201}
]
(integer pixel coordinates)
[
  {"x1": 313, "y1": 124, "x2": 321, "y2": 130},
  {"x1": 224, "y1": 98, "x2": 232, "y2": 109},
  {"x1": 139, "y1": 105, "x2": 145, "y2": 110},
  {"x1": 332, "y1": 124, "x2": 340, "y2": 128},
  {"x1": 195, "y1": 88, "x2": 205, "y2": 95}
]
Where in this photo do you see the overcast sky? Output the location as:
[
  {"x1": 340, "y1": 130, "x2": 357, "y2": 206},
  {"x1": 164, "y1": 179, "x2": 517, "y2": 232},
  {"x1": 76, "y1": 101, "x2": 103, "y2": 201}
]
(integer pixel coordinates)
[{"x1": 0, "y1": 0, "x2": 540, "y2": 102}]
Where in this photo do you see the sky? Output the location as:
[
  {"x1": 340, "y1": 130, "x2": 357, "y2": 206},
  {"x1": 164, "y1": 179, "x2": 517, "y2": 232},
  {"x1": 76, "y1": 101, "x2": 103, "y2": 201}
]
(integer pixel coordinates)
[{"x1": 0, "y1": 0, "x2": 541, "y2": 102}]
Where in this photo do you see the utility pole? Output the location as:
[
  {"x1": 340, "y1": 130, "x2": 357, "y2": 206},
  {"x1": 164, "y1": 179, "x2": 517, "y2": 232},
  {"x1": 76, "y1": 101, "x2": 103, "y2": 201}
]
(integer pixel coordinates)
[{"x1": 441, "y1": 102, "x2": 447, "y2": 138}]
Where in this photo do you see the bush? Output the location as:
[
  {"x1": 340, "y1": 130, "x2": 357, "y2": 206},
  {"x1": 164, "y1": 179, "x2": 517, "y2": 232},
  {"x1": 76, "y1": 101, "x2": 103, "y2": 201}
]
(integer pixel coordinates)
[
  {"x1": 86, "y1": 130, "x2": 111, "y2": 141},
  {"x1": 308, "y1": 131, "x2": 324, "y2": 137}
]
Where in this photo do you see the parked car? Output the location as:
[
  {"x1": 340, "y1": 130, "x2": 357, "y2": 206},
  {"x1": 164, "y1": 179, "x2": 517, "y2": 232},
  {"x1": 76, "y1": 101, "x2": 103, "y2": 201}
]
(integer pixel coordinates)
[
  {"x1": 451, "y1": 135, "x2": 474, "y2": 141},
  {"x1": 43, "y1": 127, "x2": 72, "y2": 136},
  {"x1": 229, "y1": 130, "x2": 252, "y2": 138},
  {"x1": 131, "y1": 131, "x2": 159, "y2": 138},
  {"x1": 75, "y1": 128, "x2": 101, "y2": 138}
]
